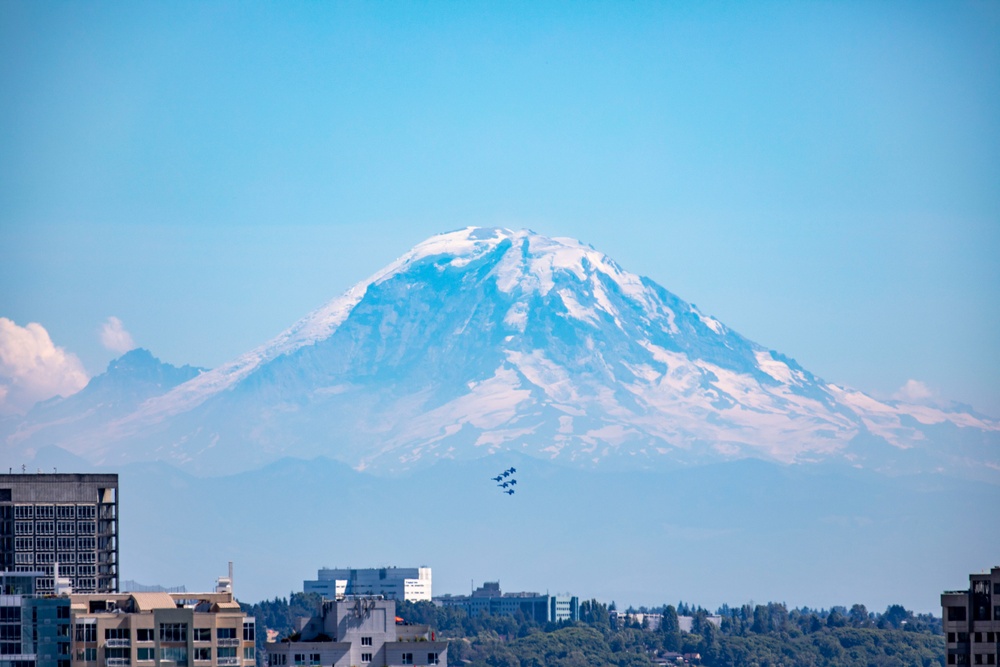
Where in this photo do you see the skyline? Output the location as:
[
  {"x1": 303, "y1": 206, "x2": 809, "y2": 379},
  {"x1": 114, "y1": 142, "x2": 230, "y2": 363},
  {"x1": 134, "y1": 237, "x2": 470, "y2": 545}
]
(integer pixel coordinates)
[{"x1": 2, "y1": 2, "x2": 998, "y2": 418}]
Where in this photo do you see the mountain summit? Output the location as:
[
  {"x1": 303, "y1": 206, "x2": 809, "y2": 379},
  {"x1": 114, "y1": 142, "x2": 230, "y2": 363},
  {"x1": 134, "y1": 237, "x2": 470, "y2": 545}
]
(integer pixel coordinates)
[{"x1": 7, "y1": 228, "x2": 998, "y2": 476}]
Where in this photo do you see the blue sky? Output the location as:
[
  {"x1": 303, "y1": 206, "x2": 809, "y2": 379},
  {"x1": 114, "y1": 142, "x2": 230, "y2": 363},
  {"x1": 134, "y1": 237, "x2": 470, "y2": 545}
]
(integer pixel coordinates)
[{"x1": 1, "y1": 1, "x2": 998, "y2": 415}]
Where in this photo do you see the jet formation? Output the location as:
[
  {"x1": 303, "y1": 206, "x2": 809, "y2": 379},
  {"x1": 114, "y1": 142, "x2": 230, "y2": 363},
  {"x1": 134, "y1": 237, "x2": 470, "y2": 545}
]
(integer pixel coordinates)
[{"x1": 493, "y1": 467, "x2": 517, "y2": 495}]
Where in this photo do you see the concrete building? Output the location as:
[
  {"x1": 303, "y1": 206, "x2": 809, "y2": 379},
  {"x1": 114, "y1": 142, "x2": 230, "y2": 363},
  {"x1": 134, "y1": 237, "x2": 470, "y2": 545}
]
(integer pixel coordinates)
[
  {"x1": 68, "y1": 590, "x2": 256, "y2": 667},
  {"x1": 942, "y1": 565, "x2": 1000, "y2": 666},
  {"x1": 434, "y1": 582, "x2": 579, "y2": 624},
  {"x1": 0, "y1": 474, "x2": 119, "y2": 594},
  {"x1": 265, "y1": 597, "x2": 446, "y2": 667},
  {"x1": 304, "y1": 569, "x2": 431, "y2": 603}
]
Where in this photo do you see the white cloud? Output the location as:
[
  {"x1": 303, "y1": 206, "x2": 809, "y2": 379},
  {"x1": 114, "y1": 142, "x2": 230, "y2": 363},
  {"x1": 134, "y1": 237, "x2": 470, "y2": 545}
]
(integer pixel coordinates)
[
  {"x1": 0, "y1": 317, "x2": 89, "y2": 415},
  {"x1": 100, "y1": 316, "x2": 136, "y2": 354},
  {"x1": 892, "y1": 379, "x2": 935, "y2": 403}
]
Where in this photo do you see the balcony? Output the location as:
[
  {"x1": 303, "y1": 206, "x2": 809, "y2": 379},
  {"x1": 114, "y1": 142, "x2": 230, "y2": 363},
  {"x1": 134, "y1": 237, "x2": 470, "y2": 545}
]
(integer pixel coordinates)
[
  {"x1": 106, "y1": 658, "x2": 130, "y2": 667},
  {"x1": 105, "y1": 640, "x2": 131, "y2": 648},
  {"x1": 216, "y1": 639, "x2": 240, "y2": 648},
  {"x1": 218, "y1": 658, "x2": 239, "y2": 666}
]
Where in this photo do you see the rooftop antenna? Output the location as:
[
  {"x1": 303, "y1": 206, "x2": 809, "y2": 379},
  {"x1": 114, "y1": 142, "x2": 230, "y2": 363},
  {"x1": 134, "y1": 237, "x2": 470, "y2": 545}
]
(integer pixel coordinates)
[{"x1": 229, "y1": 561, "x2": 233, "y2": 593}]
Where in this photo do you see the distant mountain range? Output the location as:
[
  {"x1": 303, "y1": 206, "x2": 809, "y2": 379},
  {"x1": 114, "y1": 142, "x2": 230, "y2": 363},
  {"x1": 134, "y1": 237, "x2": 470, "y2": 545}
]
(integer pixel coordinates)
[{"x1": 4, "y1": 227, "x2": 998, "y2": 480}]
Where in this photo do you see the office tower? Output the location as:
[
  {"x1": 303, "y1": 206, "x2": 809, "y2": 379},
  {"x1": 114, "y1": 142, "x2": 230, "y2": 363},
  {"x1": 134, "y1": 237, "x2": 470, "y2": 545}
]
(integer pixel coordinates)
[{"x1": 0, "y1": 474, "x2": 119, "y2": 594}]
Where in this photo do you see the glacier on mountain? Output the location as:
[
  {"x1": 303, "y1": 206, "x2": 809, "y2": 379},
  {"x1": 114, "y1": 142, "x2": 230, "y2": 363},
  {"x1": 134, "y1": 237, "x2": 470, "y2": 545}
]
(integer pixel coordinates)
[{"x1": 5, "y1": 227, "x2": 998, "y2": 477}]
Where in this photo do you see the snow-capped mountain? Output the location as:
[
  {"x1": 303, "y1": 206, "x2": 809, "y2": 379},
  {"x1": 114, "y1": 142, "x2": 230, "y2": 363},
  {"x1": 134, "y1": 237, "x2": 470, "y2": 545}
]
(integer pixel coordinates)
[{"x1": 6, "y1": 228, "x2": 998, "y2": 477}]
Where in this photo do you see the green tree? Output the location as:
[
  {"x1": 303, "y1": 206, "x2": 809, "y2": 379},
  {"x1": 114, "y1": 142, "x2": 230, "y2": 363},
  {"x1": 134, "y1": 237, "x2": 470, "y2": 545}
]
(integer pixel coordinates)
[{"x1": 660, "y1": 605, "x2": 681, "y2": 652}]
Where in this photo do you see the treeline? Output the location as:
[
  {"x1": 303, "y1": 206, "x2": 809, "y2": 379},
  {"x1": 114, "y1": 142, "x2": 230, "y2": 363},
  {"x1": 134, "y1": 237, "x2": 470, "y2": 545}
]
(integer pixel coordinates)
[
  {"x1": 240, "y1": 594, "x2": 945, "y2": 667},
  {"x1": 398, "y1": 599, "x2": 945, "y2": 667}
]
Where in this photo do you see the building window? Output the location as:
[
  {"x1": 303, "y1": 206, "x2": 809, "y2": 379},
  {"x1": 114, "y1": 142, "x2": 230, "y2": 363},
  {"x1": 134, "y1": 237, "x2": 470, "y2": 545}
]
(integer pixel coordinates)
[
  {"x1": 194, "y1": 648, "x2": 211, "y2": 661},
  {"x1": 105, "y1": 648, "x2": 130, "y2": 664},
  {"x1": 244, "y1": 647, "x2": 255, "y2": 661},
  {"x1": 218, "y1": 627, "x2": 237, "y2": 640},
  {"x1": 14, "y1": 506, "x2": 33, "y2": 519},
  {"x1": 361, "y1": 637, "x2": 372, "y2": 646},
  {"x1": 76, "y1": 624, "x2": 97, "y2": 643},
  {"x1": 77, "y1": 521, "x2": 95, "y2": 535},
  {"x1": 293, "y1": 654, "x2": 305, "y2": 666},
  {"x1": 269, "y1": 655, "x2": 286, "y2": 666},
  {"x1": 36, "y1": 506, "x2": 54, "y2": 519},
  {"x1": 77, "y1": 506, "x2": 96, "y2": 519},
  {"x1": 35, "y1": 521, "x2": 54, "y2": 535},
  {"x1": 57, "y1": 506, "x2": 76, "y2": 519},
  {"x1": 218, "y1": 648, "x2": 237, "y2": 660},
  {"x1": 161, "y1": 647, "x2": 188, "y2": 666},
  {"x1": 106, "y1": 628, "x2": 131, "y2": 640},
  {"x1": 948, "y1": 607, "x2": 968, "y2": 622},
  {"x1": 401, "y1": 653, "x2": 413, "y2": 665},
  {"x1": 76, "y1": 648, "x2": 98, "y2": 662},
  {"x1": 243, "y1": 622, "x2": 255, "y2": 642},
  {"x1": 428, "y1": 653, "x2": 439, "y2": 665},
  {"x1": 160, "y1": 623, "x2": 188, "y2": 643},
  {"x1": 57, "y1": 522, "x2": 75, "y2": 535},
  {"x1": 193, "y1": 628, "x2": 211, "y2": 642},
  {"x1": 137, "y1": 649, "x2": 155, "y2": 662},
  {"x1": 14, "y1": 522, "x2": 32, "y2": 535},
  {"x1": 137, "y1": 629, "x2": 154, "y2": 642},
  {"x1": 361, "y1": 654, "x2": 372, "y2": 663}
]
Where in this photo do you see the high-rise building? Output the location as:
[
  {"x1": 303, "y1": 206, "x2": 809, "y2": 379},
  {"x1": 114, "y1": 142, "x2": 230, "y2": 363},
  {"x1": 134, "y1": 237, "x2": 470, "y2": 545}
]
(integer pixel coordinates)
[
  {"x1": 941, "y1": 565, "x2": 1000, "y2": 665},
  {"x1": 0, "y1": 474, "x2": 119, "y2": 595},
  {"x1": 304, "y1": 568, "x2": 431, "y2": 602},
  {"x1": 265, "y1": 597, "x2": 446, "y2": 667}
]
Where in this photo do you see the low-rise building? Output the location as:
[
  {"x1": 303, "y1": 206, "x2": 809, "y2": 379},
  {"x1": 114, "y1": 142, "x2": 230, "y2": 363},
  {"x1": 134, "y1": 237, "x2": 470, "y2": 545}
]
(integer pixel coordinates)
[
  {"x1": 266, "y1": 597, "x2": 446, "y2": 667},
  {"x1": 304, "y1": 569, "x2": 431, "y2": 603},
  {"x1": 68, "y1": 590, "x2": 255, "y2": 667},
  {"x1": 0, "y1": 571, "x2": 72, "y2": 667},
  {"x1": 434, "y1": 582, "x2": 579, "y2": 624},
  {"x1": 942, "y1": 565, "x2": 1000, "y2": 666}
]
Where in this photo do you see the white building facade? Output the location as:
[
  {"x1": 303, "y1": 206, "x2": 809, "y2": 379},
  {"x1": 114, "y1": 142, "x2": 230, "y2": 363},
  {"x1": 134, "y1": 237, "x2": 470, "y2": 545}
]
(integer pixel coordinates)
[
  {"x1": 266, "y1": 598, "x2": 445, "y2": 667},
  {"x1": 304, "y1": 568, "x2": 431, "y2": 602}
]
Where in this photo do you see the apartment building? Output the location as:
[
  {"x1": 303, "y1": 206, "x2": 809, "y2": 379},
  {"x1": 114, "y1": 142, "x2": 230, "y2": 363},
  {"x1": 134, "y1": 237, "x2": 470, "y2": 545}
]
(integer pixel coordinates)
[
  {"x1": 265, "y1": 597, "x2": 446, "y2": 667},
  {"x1": 942, "y1": 565, "x2": 1000, "y2": 665},
  {"x1": 0, "y1": 474, "x2": 119, "y2": 594},
  {"x1": 68, "y1": 590, "x2": 255, "y2": 667},
  {"x1": 304, "y1": 569, "x2": 431, "y2": 603}
]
